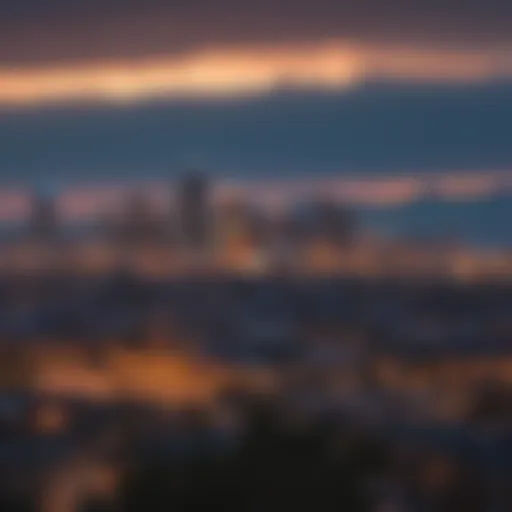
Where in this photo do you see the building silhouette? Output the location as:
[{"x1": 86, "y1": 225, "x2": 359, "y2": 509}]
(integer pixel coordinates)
[
  {"x1": 217, "y1": 195, "x2": 253, "y2": 245},
  {"x1": 120, "y1": 190, "x2": 162, "y2": 244},
  {"x1": 177, "y1": 170, "x2": 211, "y2": 251},
  {"x1": 303, "y1": 198, "x2": 356, "y2": 246},
  {"x1": 28, "y1": 186, "x2": 59, "y2": 242}
]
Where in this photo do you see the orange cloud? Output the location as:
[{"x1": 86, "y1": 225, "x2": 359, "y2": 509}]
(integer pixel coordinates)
[
  {"x1": 0, "y1": 42, "x2": 361, "y2": 106},
  {"x1": 0, "y1": 40, "x2": 508, "y2": 107},
  {"x1": 434, "y1": 174, "x2": 504, "y2": 200}
]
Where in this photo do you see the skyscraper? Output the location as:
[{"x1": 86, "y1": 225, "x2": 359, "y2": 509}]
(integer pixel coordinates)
[
  {"x1": 122, "y1": 190, "x2": 160, "y2": 244},
  {"x1": 216, "y1": 194, "x2": 265, "y2": 269},
  {"x1": 29, "y1": 185, "x2": 58, "y2": 241},
  {"x1": 217, "y1": 195, "x2": 250, "y2": 244},
  {"x1": 306, "y1": 198, "x2": 356, "y2": 246},
  {"x1": 177, "y1": 170, "x2": 211, "y2": 251}
]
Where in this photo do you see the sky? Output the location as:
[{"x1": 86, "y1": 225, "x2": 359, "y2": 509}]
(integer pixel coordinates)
[
  {"x1": 1, "y1": 0, "x2": 511, "y2": 62},
  {"x1": 0, "y1": 0, "x2": 511, "y2": 105},
  {"x1": 0, "y1": 0, "x2": 510, "y2": 184}
]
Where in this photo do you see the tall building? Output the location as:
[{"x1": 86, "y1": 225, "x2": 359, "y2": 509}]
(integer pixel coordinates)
[
  {"x1": 217, "y1": 195, "x2": 251, "y2": 245},
  {"x1": 177, "y1": 170, "x2": 211, "y2": 251},
  {"x1": 216, "y1": 195, "x2": 268, "y2": 269},
  {"x1": 29, "y1": 185, "x2": 58, "y2": 241},
  {"x1": 121, "y1": 190, "x2": 161, "y2": 244},
  {"x1": 306, "y1": 198, "x2": 356, "y2": 246}
]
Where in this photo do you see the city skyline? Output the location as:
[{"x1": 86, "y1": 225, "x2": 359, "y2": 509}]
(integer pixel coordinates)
[
  {"x1": 0, "y1": 0, "x2": 509, "y2": 248},
  {"x1": 0, "y1": 4, "x2": 509, "y2": 511}
]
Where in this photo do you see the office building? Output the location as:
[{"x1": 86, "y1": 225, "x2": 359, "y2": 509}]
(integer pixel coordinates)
[
  {"x1": 177, "y1": 170, "x2": 211, "y2": 251},
  {"x1": 28, "y1": 185, "x2": 59, "y2": 241}
]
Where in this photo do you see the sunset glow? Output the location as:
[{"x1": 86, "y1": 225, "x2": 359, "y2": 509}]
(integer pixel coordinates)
[
  {"x1": 0, "y1": 43, "x2": 361, "y2": 106},
  {"x1": 0, "y1": 41, "x2": 509, "y2": 107}
]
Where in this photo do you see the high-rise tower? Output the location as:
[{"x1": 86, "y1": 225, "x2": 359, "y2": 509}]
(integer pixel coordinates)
[{"x1": 177, "y1": 170, "x2": 211, "y2": 251}]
